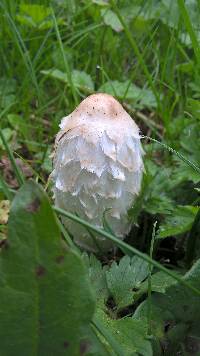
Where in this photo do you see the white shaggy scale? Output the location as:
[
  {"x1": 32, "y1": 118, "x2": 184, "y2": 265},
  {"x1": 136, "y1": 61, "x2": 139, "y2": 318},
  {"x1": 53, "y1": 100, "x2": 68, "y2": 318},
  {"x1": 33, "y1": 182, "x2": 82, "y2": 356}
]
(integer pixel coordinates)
[{"x1": 52, "y1": 93, "x2": 144, "y2": 252}]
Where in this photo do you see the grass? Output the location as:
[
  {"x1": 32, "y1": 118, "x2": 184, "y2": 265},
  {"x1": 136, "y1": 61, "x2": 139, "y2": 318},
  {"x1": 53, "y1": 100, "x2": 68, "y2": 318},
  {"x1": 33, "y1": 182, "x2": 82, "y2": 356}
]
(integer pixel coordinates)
[{"x1": 0, "y1": 1, "x2": 200, "y2": 354}]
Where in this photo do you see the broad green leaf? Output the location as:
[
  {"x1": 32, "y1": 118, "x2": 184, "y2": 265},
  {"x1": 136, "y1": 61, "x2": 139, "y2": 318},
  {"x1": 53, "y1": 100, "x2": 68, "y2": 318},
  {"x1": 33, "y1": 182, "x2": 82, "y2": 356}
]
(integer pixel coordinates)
[
  {"x1": 142, "y1": 160, "x2": 175, "y2": 215},
  {"x1": 158, "y1": 205, "x2": 199, "y2": 239},
  {"x1": 101, "y1": 9, "x2": 123, "y2": 32},
  {"x1": 135, "y1": 259, "x2": 200, "y2": 355},
  {"x1": 19, "y1": 4, "x2": 51, "y2": 23},
  {"x1": 137, "y1": 0, "x2": 199, "y2": 34},
  {"x1": 187, "y1": 98, "x2": 200, "y2": 120},
  {"x1": 99, "y1": 80, "x2": 141, "y2": 100},
  {"x1": 41, "y1": 68, "x2": 94, "y2": 91},
  {"x1": 7, "y1": 114, "x2": 29, "y2": 137},
  {"x1": 0, "y1": 128, "x2": 13, "y2": 149},
  {"x1": 180, "y1": 122, "x2": 200, "y2": 164},
  {"x1": 176, "y1": 61, "x2": 194, "y2": 74},
  {"x1": 41, "y1": 68, "x2": 68, "y2": 82},
  {"x1": 140, "y1": 271, "x2": 178, "y2": 294},
  {"x1": 72, "y1": 69, "x2": 94, "y2": 91},
  {"x1": 0, "y1": 94, "x2": 15, "y2": 110},
  {"x1": 96, "y1": 308, "x2": 152, "y2": 356},
  {"x1": 92, "y1": 0, "x2": 109, "y2": 5},
  {"x1": 0, "y1": 78, "x2": 16, "y2": 96},
  {"x1": 16, "y1": 4, "x2": 54, "y2": 30},
  {"x1": 106, "y1": 256, "x2": 149, "y2": 310},
  {"x1": 98, "y1": 80, "x2": 157, "y2": 108},
  {"x1": 0, "y1": 78, "x2": 16, "y2": 110},
  {"x1": 0, "y1": 181, "x2": 95, "y2": 355},
  {"x1": 80, "y1": 324, "x2": 110, "y2": 355}
]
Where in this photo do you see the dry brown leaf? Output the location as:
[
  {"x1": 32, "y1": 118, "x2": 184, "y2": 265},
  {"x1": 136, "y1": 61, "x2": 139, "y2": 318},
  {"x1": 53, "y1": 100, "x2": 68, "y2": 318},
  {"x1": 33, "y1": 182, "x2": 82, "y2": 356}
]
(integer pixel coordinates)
[{"x1": 0, "y1": 200, "x2": 10, "y2": 225}]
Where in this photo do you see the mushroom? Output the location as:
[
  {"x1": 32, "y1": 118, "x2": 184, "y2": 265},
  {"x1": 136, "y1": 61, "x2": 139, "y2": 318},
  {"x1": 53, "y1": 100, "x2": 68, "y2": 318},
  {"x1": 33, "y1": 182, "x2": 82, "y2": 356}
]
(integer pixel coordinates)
[{"x1": 51, "y1": 93, "x2": 144, "y2": 252}]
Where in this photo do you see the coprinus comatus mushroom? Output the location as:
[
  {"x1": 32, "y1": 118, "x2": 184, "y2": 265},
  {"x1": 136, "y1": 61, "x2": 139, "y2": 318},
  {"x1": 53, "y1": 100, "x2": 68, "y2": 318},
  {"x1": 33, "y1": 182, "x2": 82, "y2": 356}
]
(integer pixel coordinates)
[{"x1": 51, "y1": 93, "x2": 144, "y2": 252}]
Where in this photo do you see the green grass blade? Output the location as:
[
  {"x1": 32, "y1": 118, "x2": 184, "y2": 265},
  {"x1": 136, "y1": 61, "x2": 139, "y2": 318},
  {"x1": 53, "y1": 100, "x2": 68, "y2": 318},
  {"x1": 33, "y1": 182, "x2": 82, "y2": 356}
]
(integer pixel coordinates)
[
  {"x1": 0, "y1": 128, "x2": 24, "y2": 186},
  {"x1": 51, "y1": 8, "x2": 79, "y2": 105},
  {"x1": 0, "y1": 104, "x2": 24, "y2": 187},
  {"x1": 55, "y1": 215, "x2": 77, "y2": 251},
  {"x1": 92, "y1": 315, "x2": 124, "y2": 356},
  {"x1": 147, "y1": 221, "x2": 157, "y2": 335},
  {"x1": 142, "y1": 136, "x2": 200, "y2": 176},
  {"x1": 110, "y1": 0, "x2": 161, "y2": 111},
  {"x1": 177, "y1": 0, "x2": 200, "y2": 65},
  {"x1": 0, "y1": 173, "x2": 13, "y2": 200},
  {"x1": 1, "y1": 4, "x2": 40, "y2": 100},
  {"x1": 54, "y1": 206, "x2": 200, "y2": 296},
  {"x1": 14, "y1": 151, "x2": 45, "y2": 185}
]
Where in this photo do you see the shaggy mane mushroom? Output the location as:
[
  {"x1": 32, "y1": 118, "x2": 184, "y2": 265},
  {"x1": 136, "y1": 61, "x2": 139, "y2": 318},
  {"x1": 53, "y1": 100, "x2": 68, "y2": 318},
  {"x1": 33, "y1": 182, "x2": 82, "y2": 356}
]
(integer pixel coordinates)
[{"x1": 51, "y1": 93, "x2": 144, "y2": 252}]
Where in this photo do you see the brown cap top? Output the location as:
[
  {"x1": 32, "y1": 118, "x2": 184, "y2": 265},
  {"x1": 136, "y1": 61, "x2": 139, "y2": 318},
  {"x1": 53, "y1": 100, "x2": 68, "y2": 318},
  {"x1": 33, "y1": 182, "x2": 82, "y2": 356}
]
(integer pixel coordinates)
[{"x1": 59, "y1": 93, "x2": 140, "y2": 145}]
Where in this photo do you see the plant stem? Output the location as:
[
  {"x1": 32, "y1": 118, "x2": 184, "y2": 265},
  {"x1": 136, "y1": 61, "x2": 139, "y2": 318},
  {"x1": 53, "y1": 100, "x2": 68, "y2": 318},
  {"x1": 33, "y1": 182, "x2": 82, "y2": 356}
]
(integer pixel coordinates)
[{"x1": 147, "y1": 221, "x2": 157, "y2": 335}]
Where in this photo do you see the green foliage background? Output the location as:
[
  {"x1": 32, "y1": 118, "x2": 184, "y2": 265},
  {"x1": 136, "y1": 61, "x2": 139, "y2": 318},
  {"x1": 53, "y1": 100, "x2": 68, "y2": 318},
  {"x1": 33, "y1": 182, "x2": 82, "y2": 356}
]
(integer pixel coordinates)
[{"x1": 0, "y1": 0, "x2": 200, "y2": 355}]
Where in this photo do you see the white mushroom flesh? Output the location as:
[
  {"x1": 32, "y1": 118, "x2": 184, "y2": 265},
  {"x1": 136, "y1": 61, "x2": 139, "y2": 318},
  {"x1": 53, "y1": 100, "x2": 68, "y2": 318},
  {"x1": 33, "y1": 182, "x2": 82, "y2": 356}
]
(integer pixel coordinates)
[{"x1": 51, "y1": 93, "x2": 144, "y2": 252}]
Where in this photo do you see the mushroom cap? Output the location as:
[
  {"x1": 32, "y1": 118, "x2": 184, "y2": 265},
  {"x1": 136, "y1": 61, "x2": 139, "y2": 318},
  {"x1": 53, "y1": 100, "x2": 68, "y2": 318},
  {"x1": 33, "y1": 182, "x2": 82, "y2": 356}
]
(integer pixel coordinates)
[
  {"x1": 57, "y1": 93, "x2": 140, "y2": 146},
  {"x1": 52, "y1": 93, "x2": 144, "y2": 252}
]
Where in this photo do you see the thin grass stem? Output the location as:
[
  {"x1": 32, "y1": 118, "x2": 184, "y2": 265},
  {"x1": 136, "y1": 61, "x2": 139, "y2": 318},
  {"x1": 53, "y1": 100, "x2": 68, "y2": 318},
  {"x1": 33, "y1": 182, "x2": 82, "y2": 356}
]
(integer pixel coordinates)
[
  {"x1": 177, "y1": 0, "x2": 200, "y2": 66},
  {"x1": 141, "y1": 136, "x2": 200, "y2": 176},
  {"x1": 51, "y1": 8, "x2": 79, "y2": 105},
  {"x1": 147, "y1": 221, "x2": 157, "y2": 335},
  {"x1": 110, "y1": 0, "x2": 161, "y2": 112}
]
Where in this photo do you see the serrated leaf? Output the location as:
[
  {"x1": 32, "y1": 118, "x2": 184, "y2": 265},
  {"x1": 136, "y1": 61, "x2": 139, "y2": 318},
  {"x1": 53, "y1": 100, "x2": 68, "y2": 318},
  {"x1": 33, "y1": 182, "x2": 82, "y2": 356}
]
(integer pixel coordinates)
[
  {"x1": 0, "y1": 181, "x2": 95, "y2": 354},
  {"x1": 142, "y1": 160, "x2": 175, "y2": 215},
  {"x1": 140, "y1": 271, "x2": 178, "y2": 294},
  {"x1": 96, "y1": 308, "x2": 152, "y2": 356},
  {"x1": 173, "y1": 160, "x2": 200, "y2": 184},
  {"x1": 134, "y1": 259, "x2": 200, "y2": 354},
  {"x1": 106, "y1": 256, "x2": 149, "y2": 310},
  {"x1": 158, "y1": 205, "x2": 199, "y2": 239},
  {"x1": 82, "y1": 253, "x2": 109, "y2": 306}
]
